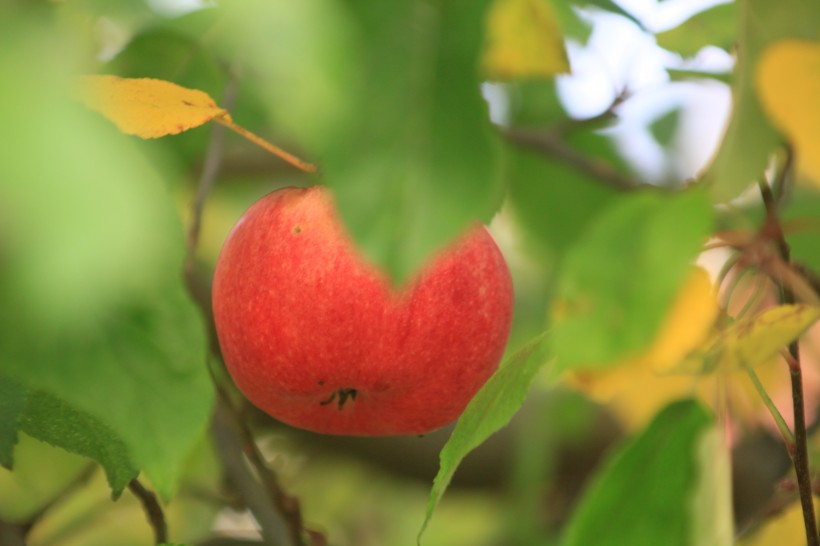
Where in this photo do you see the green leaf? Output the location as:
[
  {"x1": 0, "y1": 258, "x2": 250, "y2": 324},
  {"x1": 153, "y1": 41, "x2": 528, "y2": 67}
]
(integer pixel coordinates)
[
  {"x1": 418, "y1": 332, "x2": 551, "y2": 543},
  {"x1": 0, "y1": 434, "x2": 90, "y2": 523},
  {"x1": 0, "y1": 377, "x2": 26, "y2": 469},
  {"x1": 547, "y1": 0, "x2": 592, "y2": 43},
  {"x1": 580, "y1": 0, "x2": 645, "y2": 30},
  {"x1": 679, "y1": 304, "x2": 820, "y2": 374},
  {"x1": 656, "y1": 3, "x2": 736, "y2": 57},
  {"x1": 0, "y1": 283, "x2": 213, "y2": 500},
  {"x1": 19, "y1": 391, "x2": 138, "y2": 498},
  {"x1": 552, "y1": 189, "x2": 713, "y2": 371},
  {"x1": 226, "y1": 0, "x2": 503, "y2": 283},
  {"x1": 482, "y1": 0, "x2": 570, "y2": 80},
  {"x1": 329, "y1": 0, "x2": 503, "y2": 283},
  {"x1": 563, "y1": 399, "x2": 732, "y2": 546},
  {"x1": 704, "y1": 0, "x2": 820, "y2": 201},
  {"x1": 0, "y1": 22, "x2": 213, "y2": 499},
  {"x1": 507, "y1": 142, "x2": 620, "y2": 261},
  {"x1": 667, "y1": 68, "x2": 733, "y2": 85},
  {"x1": 649, "y1": 108, "x2": 682, "y2": 149}
]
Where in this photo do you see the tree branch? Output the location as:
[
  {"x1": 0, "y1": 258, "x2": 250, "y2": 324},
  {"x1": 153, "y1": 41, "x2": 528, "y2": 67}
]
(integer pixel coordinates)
[
  {"x1": 759, "y1": 171, "x2": 819, "y2": 546},
  {"x1": 128, "y1": 478, "x2": 168, "y2": 545},
  {"x1": 500, "y1": 126, "x2": 639, "y2": 192},
  {"x1": 211, "y1": 395, "x2": 295, "y2": 546},
  {"x1": 0, "y1": 519, "x2": 27, "y2": 546},
  {"x1": 180, "y1": 71, "x2": 315, "y2": 546},
  {"x1": 185, "y1": 72, "x2": 239, "y2": 276}
]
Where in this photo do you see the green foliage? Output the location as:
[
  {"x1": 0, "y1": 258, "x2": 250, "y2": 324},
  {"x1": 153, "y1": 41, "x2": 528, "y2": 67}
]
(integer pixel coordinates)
[
  {"x1": 0, "y1": 12, "x2": 213, "y2": 500},
  {"x1": 703, "y1": 0, "x2": 820, "y2": 201},
  {"x1": 552, "y1": 189, "x2": 713, "y2": 371},
  {"x1": 3, "y1": 0, "x2": 820, "y2": 544},
  {"x1": 0, "y1": 377, "x2": 26, "y2": 469},
  {"x1": 562, "y1": 400, "x2": 732, "y2": 546},
  {"x1": 18, "y1": 390, "x2": 138, "y2": 498},
  {"x1": 656, "y1": 3, "x2": 736, "y2": 57},
  {"x1": 419, "y1": 332, "x2": 551, "y2": 543},
  {"x1": 649, "y1": 108, "x2": 682, "y2": 149}
]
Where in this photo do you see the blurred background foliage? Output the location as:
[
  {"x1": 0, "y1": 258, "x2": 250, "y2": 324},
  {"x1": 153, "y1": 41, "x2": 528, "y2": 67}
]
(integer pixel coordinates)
[{"x1": 2, "y1": 0, "x2": 820, "y2": 545}]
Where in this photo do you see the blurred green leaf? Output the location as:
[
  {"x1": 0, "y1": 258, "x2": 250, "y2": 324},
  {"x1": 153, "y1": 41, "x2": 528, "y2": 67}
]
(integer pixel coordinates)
[
  {"x1": 507, "y1": 143, "x2": 620, "y2": 261},
  {"x1": 329, "y1": 0, "x2": 503, "y2": 283},
  {"x1": 563, "y1": 399, "x2": 732, "y2": 546},
  {"x1": 784, "y1": 186, "x2": 820, "y2": 273},
  {"x1": 581, "y1": 0, "x2": 644, "y2": 29},
  {"x1": 649, "y1": 108, "x2": 681, "y2": 148},
  {"x1": 667, "y1": 68, "x2": 733, "y2": 85},
  {"x1": 0, "y1": 20, "x2": 213, "y2": 500},
  {"x1": 0, "y1": 282, "x2": 213, "y2": 501},
  {"x1": 552, "y1": 189, "x2": 713, "y2": 371},
  {"x1": 678, "y1": 304, "x2": 820, "y2": 374},
  {"x1": 226, "y1": 0, "x2": 503, "y2": 283},
  {"x1": 656, "y1": 3, "x2": 736, "y2": 57},
  {"x1": 547, "y1": 0, "x2": 592, "y2": 43},
  {"x1": 704, "y1": 0, "x2": 820, "y2": 201},
  {"x1": 419, "y1": 332, "x2": 551, "y2": 543},
  {"x1": 0, "y1": 434, "x2": 90, "y2": 523},
  {"x1": 506, "y1": 79, "x2": 567, "y2": 126},
  {"x1": 483, "y1": 0, "x2": 570, "y2": 80},
  {"x1": 19, "y1": 391, "x2": 138, "y2": 498},
  {"x1": 0, "y1": 377, "x2": 26, "y2": 469}
]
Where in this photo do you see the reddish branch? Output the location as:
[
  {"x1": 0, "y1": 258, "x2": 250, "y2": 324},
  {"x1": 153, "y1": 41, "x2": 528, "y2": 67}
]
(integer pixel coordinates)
[
  {"x1": 128, "y1": 478, "x2": 168, "y2": 545},
  {"x1": 758, "y1": 166, "x2": 819, "y2": 546}
]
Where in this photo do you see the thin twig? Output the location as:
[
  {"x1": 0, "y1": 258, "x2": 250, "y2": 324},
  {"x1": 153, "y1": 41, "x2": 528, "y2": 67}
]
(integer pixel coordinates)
[
  {"x1": 22, "y1": 462, "x2": 97, "y2": 535},
  {"x1": 186, "y1": 74, "x2": 239, "y2": 273},
  {"x1": 128, "y1": 478, "x2": 168, "y2": 545},
  {"x1": 758, "y1": 173, "x2": 819, "y2": 546},
  {"x1": 0, "y1": 519, "x2": 27, "y2": 546},
  {"x1": 181, "y1": 72, "x2": 313, "y2": 546},
  {"x1": 234, "y1": 406, "x2": 308, "y2": 546},
  {"x1": 500, "y1": 126, "x2": 639, "y2": 192},
  {"x1": 745, "y1": 365, "x2": 795, "y2": 448},
  {"x1": 213, "y1": 116, "x2": 317, "y2": 174}
]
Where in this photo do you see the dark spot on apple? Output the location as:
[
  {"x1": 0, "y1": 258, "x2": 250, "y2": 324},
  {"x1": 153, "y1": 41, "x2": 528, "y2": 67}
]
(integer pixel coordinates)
[
  {"x1": 292, "y1": 225, "x2": 302, "y2": 234},
  {"x1": 319, "y1": 388, "x2": 357, "y2": 410},
  {"x1": 318, "y1": 380, "x2": 325, "y2": 386}
]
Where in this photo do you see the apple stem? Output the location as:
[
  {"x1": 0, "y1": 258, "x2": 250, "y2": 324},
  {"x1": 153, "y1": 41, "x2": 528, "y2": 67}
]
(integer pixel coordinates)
[{"x1": 320, "y1": 388, "x2": 358, "y2": 410}]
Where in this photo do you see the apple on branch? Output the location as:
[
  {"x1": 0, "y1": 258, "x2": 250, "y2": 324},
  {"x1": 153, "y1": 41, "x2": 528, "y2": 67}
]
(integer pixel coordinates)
[{"x1": 212, "y1": 186, "x2": 513, "y2": 436}]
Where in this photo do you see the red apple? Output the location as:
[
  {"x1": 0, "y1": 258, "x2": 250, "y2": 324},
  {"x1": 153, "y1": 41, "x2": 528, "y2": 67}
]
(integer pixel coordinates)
[{"x1": 211, "y1": 186, "x2": 513, "y2": 436}]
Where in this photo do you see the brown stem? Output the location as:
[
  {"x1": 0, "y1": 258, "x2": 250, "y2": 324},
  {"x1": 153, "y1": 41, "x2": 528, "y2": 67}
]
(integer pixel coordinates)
[
  {"x1": 128, "y1": 478, "x2": 168, "y2": 545},
  {"x1": 500, "y1": 126, "x2": 639, "y2": 192},
  {"x1": 181, "y1": 71, "x2": 313, "y2": 545},
  {"x1": 759, "y1": 174, "x2": 819, "y2": 546},
  {"x1": 211, "y1": 395, "x2": 295, "y2": 546},
  {"x1": 186, "y1": 73, "x2": 239, "y2": 275}
]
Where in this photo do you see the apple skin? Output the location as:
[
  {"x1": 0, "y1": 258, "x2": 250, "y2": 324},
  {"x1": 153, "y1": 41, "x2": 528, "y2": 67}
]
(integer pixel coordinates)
[{"x1": 211, "y1": 186, "x2": 513, "y2": 436}]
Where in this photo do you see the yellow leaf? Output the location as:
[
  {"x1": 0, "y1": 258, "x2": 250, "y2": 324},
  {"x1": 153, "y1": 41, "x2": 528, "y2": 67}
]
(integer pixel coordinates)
[
  {"x1": 645, "y1": 267, "x2": 720, "y2": 372},
  {"x1": 757, "y1": 40, "x2": 820, "y2": 184},
  {"x1": 570, "y1": 267, "x2": 719, "y2": 428},
  {"x1": 76, "y1": 76, "x2": 316, "y2": 173},
  {"x1": 482, "y1": 0, "x2": 569, "y2": 80},
  {"x1": 76, "y1": 75, "x2": 230, "y2": 139},
  {"x1": 681, "y1": 304, "x2": 820, "y2": 373},
  {"x1": 738, "y1": 497, "x2": 820, "y2": 546}
]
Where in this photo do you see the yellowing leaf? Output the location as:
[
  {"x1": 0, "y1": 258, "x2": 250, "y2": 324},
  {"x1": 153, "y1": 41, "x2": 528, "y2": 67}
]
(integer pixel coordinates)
[
  {"x1": 483, "y1": 0, "x2": 569, "y2": 80},
  {"x1": 76, "y1": 75, "x2": 316, "y2": 173},
  {"x1": 738, "y1": 497, "x2": 820, "y2": 546},
  {"x1": 645, "y1": 267, "x2": 720, "y2": 372},
  {"x1": 682, "y1": 304, "x2": 820, "y2": 373},
  {"x1": 569, "y1": 267, "x2": 719, "y2": 428},
  {"x1": 757, "y1": 40, "x2": 820, "y2": 184},
  {"x1": 76, "y1": 75, "x2": 230, "y2": 138}
]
